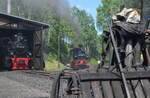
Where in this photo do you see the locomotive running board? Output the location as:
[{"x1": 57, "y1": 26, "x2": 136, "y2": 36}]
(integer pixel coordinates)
[{"x1": 79, "y1": 71, "x2": 150, "y2": 81}]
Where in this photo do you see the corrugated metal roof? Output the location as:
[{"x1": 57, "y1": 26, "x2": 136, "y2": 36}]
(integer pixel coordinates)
[{"x1": 0, "y1": 12, "x2": 50, "y2": 30}]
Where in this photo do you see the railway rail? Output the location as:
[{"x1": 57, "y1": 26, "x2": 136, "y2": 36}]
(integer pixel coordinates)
[{"x1": 24, "y1": 70, "x2": 58, "y2": 77}]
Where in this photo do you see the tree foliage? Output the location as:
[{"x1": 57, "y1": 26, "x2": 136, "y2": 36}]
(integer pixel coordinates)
[
  {"x1": 72, "y1": 7, "x2": 99, "y2": 58},
  {"x1": 96, "y1": 0, "x2": 123, "y2": 30}
]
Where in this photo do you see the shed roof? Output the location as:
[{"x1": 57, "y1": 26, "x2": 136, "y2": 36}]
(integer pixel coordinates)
[{"x1": 0, "y1": 12, "x2": 49, "y2": 31}]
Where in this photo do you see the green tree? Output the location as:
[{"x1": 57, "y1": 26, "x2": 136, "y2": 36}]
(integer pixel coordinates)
[
  {"x1": 97, "y1": 0, "x2": 123, "y2": 30},
  {"x1": 72, "y1": 7, "x2": 99, "y2": 59},
  {"x1": 96, "y1": 0, "x2": 124, "y2": 57}
]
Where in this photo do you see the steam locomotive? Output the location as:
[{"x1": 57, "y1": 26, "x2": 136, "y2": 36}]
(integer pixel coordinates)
[
  {"x1": 0, "y1": 32, "x2": 32, "y2": 70},
  {"x1": 70, "y1": 47, "x2": 89, "y2": 69}
]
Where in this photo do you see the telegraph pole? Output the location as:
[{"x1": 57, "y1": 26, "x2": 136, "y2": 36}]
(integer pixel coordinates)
[{"x1": 7, "y1": 0, "x2": 11, "y2": 14}]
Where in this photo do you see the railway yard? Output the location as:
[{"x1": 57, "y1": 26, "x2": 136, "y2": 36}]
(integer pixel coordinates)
[
  {"x1": 1, "y1": 66, "x2": 150, "y2": 98},
  {"x1": 0, "y1": 70, "x2": 58, "y2": 98},
  {"x1": 0, "y1": 0, "x2": 150, "y2": 98}
]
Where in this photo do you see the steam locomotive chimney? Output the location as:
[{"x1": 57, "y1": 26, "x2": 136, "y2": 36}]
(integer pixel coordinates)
[{"x1": 7, "y1": 0, "x2": 11, "y2": 14}]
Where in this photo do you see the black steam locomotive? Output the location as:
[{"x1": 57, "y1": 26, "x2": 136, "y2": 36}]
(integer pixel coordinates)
[
  {"x1": 0, "y1": 32, "x2": 32, "y2": 70},
  {"x1": 70, "y1": 47, "x2": 89, "y2": 69}
]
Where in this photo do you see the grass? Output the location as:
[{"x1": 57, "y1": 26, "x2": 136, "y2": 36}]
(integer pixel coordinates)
[
  {"x1": 44, "y1": 60, "x2": 64, "y2": 71},
  {"x1": 44, "y1": 58, "x2": 99, "y2": 71}
]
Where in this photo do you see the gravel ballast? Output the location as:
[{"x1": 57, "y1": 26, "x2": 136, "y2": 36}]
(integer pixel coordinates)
[{"x1": 0, "y1": 70, "x2": 55, "y2": 98}]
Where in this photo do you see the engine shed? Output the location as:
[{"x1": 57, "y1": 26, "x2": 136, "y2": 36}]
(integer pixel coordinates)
[{"x1": 0, "y1": 13, "x2": 49, "y2": 70}]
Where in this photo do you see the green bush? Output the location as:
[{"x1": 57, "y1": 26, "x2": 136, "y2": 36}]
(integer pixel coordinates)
[
  {"x1": 89, "y1": 58, "x2": 98, "y2": 65},
  {"x1": 46, "y1": 53, "x2": 57, "y2": 62}
]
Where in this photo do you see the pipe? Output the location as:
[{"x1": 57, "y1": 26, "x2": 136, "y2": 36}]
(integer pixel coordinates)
[{"x1": 7, "y1": 0, "x2": 11, "y2": 14}]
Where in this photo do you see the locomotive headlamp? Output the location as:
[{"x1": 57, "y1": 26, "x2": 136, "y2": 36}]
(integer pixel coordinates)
[
  {"x1": 28, "y1": 52, "x2": 32, "y2": 56},
  {"x1": 14, "y1": 34, "x2": 17, "y2": 37},
  {"x1": 10, "y1": 52, "x2": 14, "y2": 55}
]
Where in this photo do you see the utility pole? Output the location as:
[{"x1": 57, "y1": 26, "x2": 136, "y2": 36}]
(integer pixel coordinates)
[
  {"x1": 7, "y1": 0, "x2": 11, "y2": 14},
  {"x1": 141, "y1": 0, "x2": 143, "y2": 21},
  {"x1": 58, "y1": 29, "x2": 60, "y2": 68},
  {"x1": 57, "y1": 16, "x2": 61, "y2": 69}
]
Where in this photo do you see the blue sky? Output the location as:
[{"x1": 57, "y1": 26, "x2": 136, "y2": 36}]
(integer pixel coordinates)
[{"x1": 67, "y1": 0, "x2": 101, "y2": 20}]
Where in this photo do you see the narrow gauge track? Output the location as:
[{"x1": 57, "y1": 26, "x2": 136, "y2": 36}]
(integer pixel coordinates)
[{"x1": 23, "y1": 70, "x2": 59, "y2": 77}]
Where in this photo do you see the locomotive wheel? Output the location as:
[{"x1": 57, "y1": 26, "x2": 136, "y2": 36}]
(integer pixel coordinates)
[
  {"x1": 4, "y1": 58, "x2": 12, "y2": 70},
  {"x1": 28, "y1": 60, "x2": 33, "y2": 69},
  {"x1": 43, "y1": 61, "x2": 45, "y2": 69}
]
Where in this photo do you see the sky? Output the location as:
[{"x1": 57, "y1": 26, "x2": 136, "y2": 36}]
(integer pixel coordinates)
[
  {"x1": 67, "y1": 0, "x2": 101, "y2": 20},
  {"x1": 67, "y1": 0, "x2": 102, "y2": 34}
]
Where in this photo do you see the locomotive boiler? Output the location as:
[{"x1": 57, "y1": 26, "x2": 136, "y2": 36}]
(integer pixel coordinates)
[{"x1": 0, "y1": 32, "x2": 32, "y2": 70}]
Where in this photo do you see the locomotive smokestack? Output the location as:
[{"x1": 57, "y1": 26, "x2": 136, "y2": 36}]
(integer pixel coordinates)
[{"x1": 7, "y1": 0, "x2": 11, "y2": 14}]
